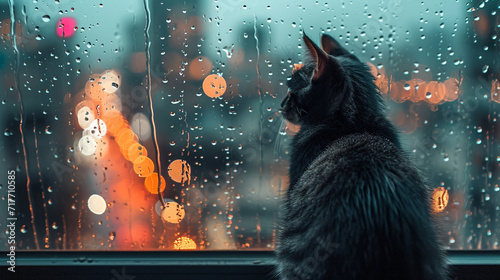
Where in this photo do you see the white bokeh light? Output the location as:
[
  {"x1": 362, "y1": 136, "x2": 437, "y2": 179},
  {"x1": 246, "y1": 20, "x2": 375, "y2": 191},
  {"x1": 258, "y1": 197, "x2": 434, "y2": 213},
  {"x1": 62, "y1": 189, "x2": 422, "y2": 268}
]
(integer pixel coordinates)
[
  {"x1": 78, "y1": 135, "x2": 98, "y2": 156},
  {"x1": 88, "y1": 194, "x2": 106, "y2": 215},
  {"x1": 100, "y1": 70, "x2": 121, "y2": 93},
  {"x1": 83, "y1": 119, "x2": 107, "y2": 139},
  {"x1": 131, "y1": 113, "x2": 152, "y2": 141},
  {"x1": 77, "y1": 106, "x2": 95, "y2": 129}
]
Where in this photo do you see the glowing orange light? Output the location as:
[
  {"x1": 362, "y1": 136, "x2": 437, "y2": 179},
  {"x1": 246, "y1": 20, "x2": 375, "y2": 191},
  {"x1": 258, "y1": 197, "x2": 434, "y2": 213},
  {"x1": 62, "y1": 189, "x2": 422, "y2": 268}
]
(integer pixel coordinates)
[
  {"x1": 127, "y1": 142, "x2": 147, "y2": 162},
  {"x1": 390, "y1": 81, "x2": 405, "y2": 103},
  {"x1": 133, "y1": 156, "x2": 155, "y2": 177},
  {"x1": 367, "y1": 62, "x2": 377, "y2": 78},
  {"x1": 144, "y1": 172, "x2": 166, "y2": 194},
  {"x1": 160, "y1": 201, "x2": 185, "y2": 223},
  {"x1": 443, "y1": 78, "x2": 460, "y2": 102},
  {"x1": 167, "y1": 159, "x2": 191, "y2": 184},
  {"x1": 431, "y1": 187, "x2": 449, "y2": 213},
  {"x1": 173, "y1": 237, "x2": 196, "y2": 250},
  {"x1": 202, "y1": 74, "x2": 226, "y2": 98},
  {"x1": 292, "y1": 63, "x2": 303, "y2": 74},
  {"x1": 491, "y1": 79, "x2": 500, "y2": 104},
  {"x1": 375, "y1": 74, "x2": 389, "y2": 95},
  {"x1": 116, "y1": 128, "x2": 138, "y2": 148},
  {"x1": 425, "y1": 81, "x2": 446, "y2": 104},
  {"x1": 102, "y1": 112, "x2": 128, "y2": 136}
]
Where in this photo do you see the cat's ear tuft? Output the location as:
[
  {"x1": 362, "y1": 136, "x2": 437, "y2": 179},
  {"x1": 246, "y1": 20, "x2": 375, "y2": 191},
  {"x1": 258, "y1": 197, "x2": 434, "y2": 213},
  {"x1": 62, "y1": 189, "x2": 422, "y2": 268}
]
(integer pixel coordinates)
[
  {"x1": 321, "y1": 34, "x2": 358, "y2": 60},
  {"x1": 303, "y1": 33, "x2": 329, "y2": 80}
]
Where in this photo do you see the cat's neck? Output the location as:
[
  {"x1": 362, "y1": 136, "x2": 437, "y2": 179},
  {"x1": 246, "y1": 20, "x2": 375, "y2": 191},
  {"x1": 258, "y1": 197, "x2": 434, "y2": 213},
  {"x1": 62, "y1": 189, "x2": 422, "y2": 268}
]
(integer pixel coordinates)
[{"x1": 288, "y1": 116, "x2": 400, "y2": 189}]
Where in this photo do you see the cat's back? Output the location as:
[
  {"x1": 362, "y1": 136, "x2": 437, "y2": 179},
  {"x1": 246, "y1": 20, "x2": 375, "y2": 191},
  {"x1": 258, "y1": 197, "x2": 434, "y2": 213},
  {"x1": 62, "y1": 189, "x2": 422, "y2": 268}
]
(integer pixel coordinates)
[{"x1": 278, "y1": 133, "x2": 446, "y2": 280}]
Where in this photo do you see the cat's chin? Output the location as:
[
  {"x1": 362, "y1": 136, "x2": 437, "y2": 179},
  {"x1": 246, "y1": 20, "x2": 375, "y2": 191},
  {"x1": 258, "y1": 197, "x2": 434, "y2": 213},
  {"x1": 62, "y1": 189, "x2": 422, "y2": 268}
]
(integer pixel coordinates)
[{"x1": 281, "y1": 112, "x2": 300, "y2": 125}]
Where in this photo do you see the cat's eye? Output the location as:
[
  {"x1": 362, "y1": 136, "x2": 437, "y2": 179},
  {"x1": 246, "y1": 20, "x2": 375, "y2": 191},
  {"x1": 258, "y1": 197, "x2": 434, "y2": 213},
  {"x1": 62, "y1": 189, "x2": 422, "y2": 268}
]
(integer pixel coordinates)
[{"x1": 2, "y1": 0, "x2": 498, "y2": 278}]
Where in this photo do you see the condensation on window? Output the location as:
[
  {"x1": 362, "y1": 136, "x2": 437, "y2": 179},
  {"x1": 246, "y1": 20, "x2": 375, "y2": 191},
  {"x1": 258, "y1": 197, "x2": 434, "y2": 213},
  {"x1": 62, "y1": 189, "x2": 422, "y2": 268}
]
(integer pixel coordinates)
[{"x1": 0, "y1": 0, "x2": 498, "y2": 250}]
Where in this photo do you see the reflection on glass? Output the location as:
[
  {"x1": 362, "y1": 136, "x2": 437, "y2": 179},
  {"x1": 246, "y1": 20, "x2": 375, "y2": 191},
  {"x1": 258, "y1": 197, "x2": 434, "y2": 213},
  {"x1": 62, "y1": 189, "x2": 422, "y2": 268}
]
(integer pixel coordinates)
[{"x1": 0, "y1": 0, "x2": 498, "y2": 251}]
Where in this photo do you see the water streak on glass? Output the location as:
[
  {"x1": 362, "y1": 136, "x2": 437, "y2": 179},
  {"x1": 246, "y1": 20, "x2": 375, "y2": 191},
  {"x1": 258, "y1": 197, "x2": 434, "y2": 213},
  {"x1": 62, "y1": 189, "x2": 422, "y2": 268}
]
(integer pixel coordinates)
[
  {"x1": 254, "y1": 14, "x2": 264, "y2": 201},
  {"x1": 8, "y1": 0, "x2": 40, "y2": 249},
  {"x1": 32, "y1": 113, "x2": 50, "y2": 248},
  {"x1": 143, "y1": 0, "x2": 165, "y2": 207}
]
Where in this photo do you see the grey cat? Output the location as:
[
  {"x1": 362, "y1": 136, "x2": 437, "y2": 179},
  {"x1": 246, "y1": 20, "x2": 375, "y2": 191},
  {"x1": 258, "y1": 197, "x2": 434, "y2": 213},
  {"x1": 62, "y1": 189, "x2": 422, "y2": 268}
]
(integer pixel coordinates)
[{"x1": 276, "y1": 33, "x2": 447, "y2": 280}]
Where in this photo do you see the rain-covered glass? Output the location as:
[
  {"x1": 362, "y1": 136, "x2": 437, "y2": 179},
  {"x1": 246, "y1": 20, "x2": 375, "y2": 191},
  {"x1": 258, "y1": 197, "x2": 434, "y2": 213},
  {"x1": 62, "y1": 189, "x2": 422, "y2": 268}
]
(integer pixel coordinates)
[{"x1": 0, "y1": 0, "x2": 498, "y2": 251}]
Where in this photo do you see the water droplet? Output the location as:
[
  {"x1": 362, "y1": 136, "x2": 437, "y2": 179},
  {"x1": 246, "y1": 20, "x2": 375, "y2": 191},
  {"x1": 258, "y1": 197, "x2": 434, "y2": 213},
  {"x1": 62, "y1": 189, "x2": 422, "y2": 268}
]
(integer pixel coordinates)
[
  {"x1": 482, "y1": 65, "x2": 489, "y2": 73},
  {"x1": 404, "y1": 83, "x2": 411, "y2": 90},
  {"x1": 52, "y1": 222, "x2": 58, "y2": 229},
  {"x1": 426, "y1": 92, "x2": 432, "y2": 99},
  {"x1": 109, "y1": 231, "x2": 116, "y2": 240},
  {"x1": 4, "y1": 129, "x2": 12, "y2": 136},
  {"x1": 45, "y1": 126, "x2": 52, "y2": 135},
  {"x1": 42, "y1": 15, "x2": 51, "y2": 22}
]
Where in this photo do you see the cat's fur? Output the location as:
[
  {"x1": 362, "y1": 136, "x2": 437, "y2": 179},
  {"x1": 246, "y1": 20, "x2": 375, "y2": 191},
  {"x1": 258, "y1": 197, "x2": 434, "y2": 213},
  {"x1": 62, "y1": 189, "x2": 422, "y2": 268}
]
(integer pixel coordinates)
[{"x1": 276, "y1": 34, "x2": 447, "y2": 280}]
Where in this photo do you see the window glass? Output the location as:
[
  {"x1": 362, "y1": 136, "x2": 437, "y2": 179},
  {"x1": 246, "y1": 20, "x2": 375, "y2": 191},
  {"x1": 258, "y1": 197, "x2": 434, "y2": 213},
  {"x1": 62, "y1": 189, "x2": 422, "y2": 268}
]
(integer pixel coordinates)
[{"x1": 0, "y1": 0, "x2": 498, "y2": 250}]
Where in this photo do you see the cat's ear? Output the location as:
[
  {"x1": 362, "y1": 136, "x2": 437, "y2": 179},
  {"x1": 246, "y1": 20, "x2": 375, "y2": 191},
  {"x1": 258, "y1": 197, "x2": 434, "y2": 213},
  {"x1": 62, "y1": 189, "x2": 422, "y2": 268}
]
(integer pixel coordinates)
[
  {"x1": 321, "y1": 34, "x2": 359, "y2": 61},
  {"x1": 303, "y1": 33, "x2": 329, "y2": 80}
]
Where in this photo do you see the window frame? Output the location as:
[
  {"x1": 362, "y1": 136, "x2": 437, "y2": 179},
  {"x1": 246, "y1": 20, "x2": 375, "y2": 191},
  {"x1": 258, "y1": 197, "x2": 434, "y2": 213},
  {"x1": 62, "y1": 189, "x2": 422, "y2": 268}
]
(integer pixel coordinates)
[{"x1": 8, "y1": 250, "x2": 500, "y2": 279}]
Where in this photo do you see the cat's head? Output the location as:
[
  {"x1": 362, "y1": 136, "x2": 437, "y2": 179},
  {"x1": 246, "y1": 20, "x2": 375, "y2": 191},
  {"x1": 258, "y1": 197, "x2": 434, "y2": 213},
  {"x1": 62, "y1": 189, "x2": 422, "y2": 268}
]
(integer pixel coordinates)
[{"x1": 281, "y1": 34, "x2": 381, "y2": 126}]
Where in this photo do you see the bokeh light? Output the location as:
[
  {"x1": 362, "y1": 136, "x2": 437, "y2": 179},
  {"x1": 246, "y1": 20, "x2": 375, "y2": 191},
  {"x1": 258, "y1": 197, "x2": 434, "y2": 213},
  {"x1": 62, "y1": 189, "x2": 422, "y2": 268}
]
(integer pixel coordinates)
[
  {"x1": 100, "y1": 70, "x2": 121, "y2": 93},
  {"x1": 127, "y1": 142, "x2": 147, "y2": 162},
  {"x1": 77, "y1": 106, "x2": 96, "y2": 129},
  {"x1": 202, "y1": 74, "x2": 226, "y2": 98},
  {"x1": 167, "y1": 159, "x2": 191, "y2": 183},
  {"x1": 133, "y1": 155, "x2": 155, "y2": 177},
  {"x1": 130, "y1": 113, "x2": 152, "y2": 141},
  {"x1": 78, "y1": 135, "x2": 97, "y2": 156},
  {"x1": 144, "y1": 172, "x2": 166, "y2": 194},
  {"x1": 56, "y1": 17, "x2": 77, "y2": 38},
  {"x1": 160, "y1": 201, "x2": 185, "y2": 223},
  {"x1": 87, "y1": 194, "x2": 106, "y2": 215},
  {"x1": 83, "y1": 119, "x2": 107, "y2": 139},
  {"x1": 432, "y1": 187, "x2": 449, "y2": 213},
  {"x1": 173, "y1": 237, "x2": 196, "y2": 250}
]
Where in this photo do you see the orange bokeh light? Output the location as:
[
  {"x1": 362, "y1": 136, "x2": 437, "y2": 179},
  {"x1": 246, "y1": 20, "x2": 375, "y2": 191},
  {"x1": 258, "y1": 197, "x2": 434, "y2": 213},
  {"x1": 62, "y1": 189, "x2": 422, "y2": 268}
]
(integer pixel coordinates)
[
  {"x1": 432, "y1": 187, "x2": 449, "y2": 213},
  {"x1": 202, "y1": 74, "x2": 226, "y2": 98},
  {"x1": 443, "y1": 78, "x2": 460, "y2": 102},
  {"x1": 116, "y1": 128, "x2": 139, "y2": 148},
  {"x1": 173, "y1": 237, "x2": 197, "y2": 250},
  {"x1": 425, "y1": 81, "x2": 446, "y2": 104},
  {"x1": 127, "y1": 142, "x2": 147, "y2": 162},
  {"x1": 292, "y1": 63, "x2": 303, "y2": 74},
  {"x1": 167, "y1": 159, "x2": 191, "y2": 184},
  {"x1": 160, "y1": 201, "x2": 185, "y2": 223},
  {"x1": 144, "y1": 172, "x2": 166, "y2": 194},
  {"x1": 133, "y1": 156, "x2": 155, "y2": 177},
  {"x1": 491, "y1": 79, "x2": 500, "y2": 103}
]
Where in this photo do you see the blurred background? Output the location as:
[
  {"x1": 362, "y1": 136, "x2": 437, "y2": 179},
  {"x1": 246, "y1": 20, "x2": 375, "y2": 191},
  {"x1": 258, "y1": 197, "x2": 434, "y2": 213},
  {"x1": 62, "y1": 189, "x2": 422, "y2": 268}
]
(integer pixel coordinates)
[{"x1": 0, "y1": 0, "x2": 498, "y2": 251}]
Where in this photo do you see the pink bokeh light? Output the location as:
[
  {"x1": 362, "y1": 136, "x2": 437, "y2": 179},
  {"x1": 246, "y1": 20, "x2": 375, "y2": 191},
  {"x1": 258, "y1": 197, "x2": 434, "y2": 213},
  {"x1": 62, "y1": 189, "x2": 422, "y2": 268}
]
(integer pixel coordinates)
[{"x1": 56, "y1": 17, "x2": 77, "y2": 38}]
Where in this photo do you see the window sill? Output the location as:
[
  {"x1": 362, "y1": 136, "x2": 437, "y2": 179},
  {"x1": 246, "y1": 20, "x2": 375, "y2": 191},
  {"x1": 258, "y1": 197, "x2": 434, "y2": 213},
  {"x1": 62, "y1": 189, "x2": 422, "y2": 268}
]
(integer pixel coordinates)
[{"x1": 3, "y1": 250, "x2": 499, "y2": 279}]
